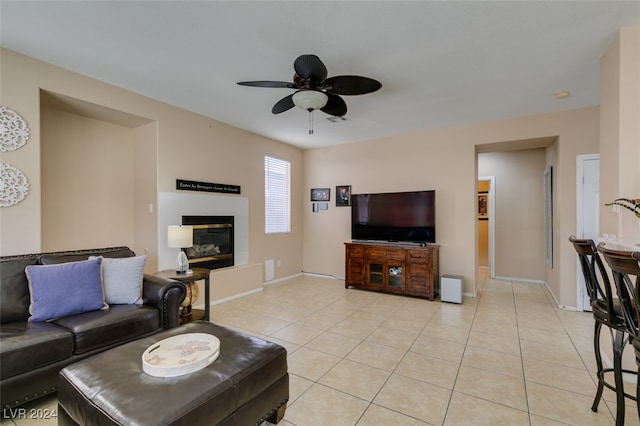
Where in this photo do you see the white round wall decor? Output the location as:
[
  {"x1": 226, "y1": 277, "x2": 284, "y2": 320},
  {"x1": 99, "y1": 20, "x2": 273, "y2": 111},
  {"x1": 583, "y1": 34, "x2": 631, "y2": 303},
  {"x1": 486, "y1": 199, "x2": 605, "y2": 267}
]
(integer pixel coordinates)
[
  {"x1": 0, "y1": 163, "x2": 30, "y2": 207},
  {"x1": 0, "y1": 106, "x2": 30, "y2": 152}
]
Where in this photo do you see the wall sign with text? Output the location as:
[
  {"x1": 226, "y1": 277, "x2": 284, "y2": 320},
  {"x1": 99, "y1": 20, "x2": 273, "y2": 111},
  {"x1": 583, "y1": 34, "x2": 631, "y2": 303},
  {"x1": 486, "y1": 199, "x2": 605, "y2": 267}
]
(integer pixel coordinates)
[{"x1": 176, "y1": 179, "x2": 241, "y2": 195}]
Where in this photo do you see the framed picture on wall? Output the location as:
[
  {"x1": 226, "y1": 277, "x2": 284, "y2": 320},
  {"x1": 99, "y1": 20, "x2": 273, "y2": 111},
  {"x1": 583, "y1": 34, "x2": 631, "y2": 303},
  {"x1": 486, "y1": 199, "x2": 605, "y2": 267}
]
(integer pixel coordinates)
[
  {"x1": 477, "y1": 193, "x2": 488, "y2": 219},
  {"x1": 311, "y1": 188, "x2": 330, "y2": 202},
  {"x1": 336, "y1": 185, "x2": 351, "y2": 207}
]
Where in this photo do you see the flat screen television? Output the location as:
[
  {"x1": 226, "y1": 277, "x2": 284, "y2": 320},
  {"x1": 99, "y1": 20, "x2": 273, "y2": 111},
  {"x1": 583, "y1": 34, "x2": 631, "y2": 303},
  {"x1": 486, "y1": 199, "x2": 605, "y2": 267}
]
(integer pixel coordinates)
[{"x1": 351, "y1": 190, "x2": 436, "y2": 243}]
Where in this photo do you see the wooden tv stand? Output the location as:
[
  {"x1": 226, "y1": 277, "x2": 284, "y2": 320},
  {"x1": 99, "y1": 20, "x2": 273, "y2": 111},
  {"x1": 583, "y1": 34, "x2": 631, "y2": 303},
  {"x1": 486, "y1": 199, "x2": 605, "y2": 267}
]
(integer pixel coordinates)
[{"x1": 345, "y1": 242, "x2": 440, "y2": 300}]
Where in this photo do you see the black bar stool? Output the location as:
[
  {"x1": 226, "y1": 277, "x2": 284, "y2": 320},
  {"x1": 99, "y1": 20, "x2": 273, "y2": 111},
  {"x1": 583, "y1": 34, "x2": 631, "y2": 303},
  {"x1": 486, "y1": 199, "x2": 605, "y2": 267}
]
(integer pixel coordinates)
[
  {"x1": 569, "y1": 236, "x2": 635, "y2": 425},
  {"x1": 598, "y1": 243, "x2": 640, "y2": 420}
]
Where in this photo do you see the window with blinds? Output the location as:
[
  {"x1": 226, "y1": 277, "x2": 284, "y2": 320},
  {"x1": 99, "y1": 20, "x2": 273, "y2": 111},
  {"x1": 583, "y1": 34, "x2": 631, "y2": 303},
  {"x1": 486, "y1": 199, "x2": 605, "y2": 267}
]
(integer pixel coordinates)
[{"x1": 264, "y1": 155, "x2": 290, "y2": 234}]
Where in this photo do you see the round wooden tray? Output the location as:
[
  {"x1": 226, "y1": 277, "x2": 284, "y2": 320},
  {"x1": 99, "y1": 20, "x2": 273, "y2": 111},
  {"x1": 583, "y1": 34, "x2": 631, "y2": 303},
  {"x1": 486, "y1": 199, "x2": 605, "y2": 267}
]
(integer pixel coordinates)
[{"x1": 142, "y1": 333, "x2": 220, "y2": 377}]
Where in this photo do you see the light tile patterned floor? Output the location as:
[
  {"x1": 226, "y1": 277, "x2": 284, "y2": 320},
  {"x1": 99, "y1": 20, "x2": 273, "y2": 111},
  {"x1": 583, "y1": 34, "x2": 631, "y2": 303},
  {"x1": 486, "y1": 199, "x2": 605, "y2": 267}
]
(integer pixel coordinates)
[{"x1": 4, "y1": 270, "x2": 639, "y2": 425}]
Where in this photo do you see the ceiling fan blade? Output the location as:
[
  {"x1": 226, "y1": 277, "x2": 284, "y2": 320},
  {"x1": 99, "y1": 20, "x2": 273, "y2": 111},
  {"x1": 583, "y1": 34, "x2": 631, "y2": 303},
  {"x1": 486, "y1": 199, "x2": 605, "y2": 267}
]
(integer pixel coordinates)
[
  {"x1": 323, "y1": 76, "x2": 382, "y2": 95},
  {"x1": 321, "y1": 94, "x2": 347, "y2": 116},
  {"x1": 294, "y1": 55, "x2": 328, "y2": 83},
  {"x1": 237, "y1": 81, "x2": 296, "y2": 89},
  {"x1": 272, "y1": 94, "x2": 295, "y2": 114}
]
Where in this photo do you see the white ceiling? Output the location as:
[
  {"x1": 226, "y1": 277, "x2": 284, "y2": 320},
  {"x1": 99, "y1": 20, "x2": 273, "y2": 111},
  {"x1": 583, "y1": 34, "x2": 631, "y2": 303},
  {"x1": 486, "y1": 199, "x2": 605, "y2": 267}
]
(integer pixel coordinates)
[{"x1": 1, "y1": 1, "x2": 639, "y2": 149}]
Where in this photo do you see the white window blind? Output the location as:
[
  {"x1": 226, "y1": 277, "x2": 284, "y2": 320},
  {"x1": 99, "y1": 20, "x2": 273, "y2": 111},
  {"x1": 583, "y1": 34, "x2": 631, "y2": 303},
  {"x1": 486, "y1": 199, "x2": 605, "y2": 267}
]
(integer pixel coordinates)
[{"x1": 264, "y1": 155, "x2": 290, "y2": 234}]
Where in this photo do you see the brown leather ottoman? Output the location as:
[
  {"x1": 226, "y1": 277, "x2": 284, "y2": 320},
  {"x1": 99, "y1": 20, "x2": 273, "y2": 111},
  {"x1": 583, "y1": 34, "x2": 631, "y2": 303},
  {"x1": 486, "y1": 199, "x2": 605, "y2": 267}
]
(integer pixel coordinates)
[{"x1": 57, "y1": 321, "x2": 288, "y2": 425}]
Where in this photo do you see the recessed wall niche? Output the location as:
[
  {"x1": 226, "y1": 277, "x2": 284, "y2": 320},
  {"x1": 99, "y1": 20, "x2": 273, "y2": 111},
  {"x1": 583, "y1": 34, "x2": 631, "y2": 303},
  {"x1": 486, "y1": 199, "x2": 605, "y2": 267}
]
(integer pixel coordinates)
[{"x1": 40, "y1": 91, "x2": 156, "y2": 260}]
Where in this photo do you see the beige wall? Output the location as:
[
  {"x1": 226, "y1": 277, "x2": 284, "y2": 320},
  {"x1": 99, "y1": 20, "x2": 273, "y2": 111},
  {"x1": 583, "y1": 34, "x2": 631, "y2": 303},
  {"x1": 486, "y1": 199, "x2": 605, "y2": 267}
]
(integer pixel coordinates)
[
  {"x1": 2, "y1": 28, "x2": 634, "y2": 309},
  {"x1": 0, "y1": 49, "x2": 303, "y2": 290},
  {"x1": 302, "y1": 108, "x2": 599, "y2": 306},
  {"x1": 41, "y1": 107, "x2": 137, "y2": 252},
  {"x1": 0, "y1": 52, "x2": 43, "y2": 255},
  {"x1": 133, "y1": 121, "x2": 160, "y2": 269},
  {"x1": 600, "y1": 24, "x2": 640, "y2": 242},
  {"x1": 478, "y1": 150, "x2": 546, "y2": 280},
  {"x1": 598, "y1": 23, "x2": 640, "y2": 373},
  {"x1": 39, "y1": 102, "x2": 160, "y2": 266}
]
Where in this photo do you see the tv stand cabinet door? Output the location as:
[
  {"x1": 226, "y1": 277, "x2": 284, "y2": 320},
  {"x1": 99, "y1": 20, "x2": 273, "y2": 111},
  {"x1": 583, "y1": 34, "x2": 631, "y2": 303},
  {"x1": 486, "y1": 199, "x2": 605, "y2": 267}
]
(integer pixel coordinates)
[
  {"x1": 406, "y1": 248, "x2": 431, "y2": 298},
  {"x1": 406, "y1": 247, "x2": 438, "y2": 300},
  {"x1": 364, "y1": 246, "x2": 406, "y2": 293},
  {"x1": 384, "y1": 260, "x2": 406, "y2": 293},
  {"x1": 345, "y1": 243, "x2": 364, "y2": 288}
]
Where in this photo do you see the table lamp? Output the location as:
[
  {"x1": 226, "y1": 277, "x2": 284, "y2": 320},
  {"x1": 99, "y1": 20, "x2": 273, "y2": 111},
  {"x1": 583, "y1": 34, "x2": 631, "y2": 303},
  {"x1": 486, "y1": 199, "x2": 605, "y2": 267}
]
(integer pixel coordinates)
[{"x1": 168, "y1": 225, "x2": 193, "y2": 273}]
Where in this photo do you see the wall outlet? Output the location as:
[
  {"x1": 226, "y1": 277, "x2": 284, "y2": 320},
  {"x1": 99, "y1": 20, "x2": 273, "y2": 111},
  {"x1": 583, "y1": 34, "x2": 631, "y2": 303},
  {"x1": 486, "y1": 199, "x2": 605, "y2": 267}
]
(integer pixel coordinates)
[{"x1": 277, "y1": 260, "x2": 282, "y2": 267}]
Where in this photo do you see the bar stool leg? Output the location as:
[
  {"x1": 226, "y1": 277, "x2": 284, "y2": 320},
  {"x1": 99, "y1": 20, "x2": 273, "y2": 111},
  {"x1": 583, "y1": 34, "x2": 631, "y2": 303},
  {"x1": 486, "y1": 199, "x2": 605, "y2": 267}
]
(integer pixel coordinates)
[
  {"x1": 592, "y1": 321, "x2": 605, "y2": 412},
  {"x1": 636, "y1": 368, "x2": 640, "y2": 419},
  {"x1": 613, "y1": 329, "x2": 626, "y2": 426},
  {"x1": 637, "y1": 374, "x2": 640, "y2": 419}
]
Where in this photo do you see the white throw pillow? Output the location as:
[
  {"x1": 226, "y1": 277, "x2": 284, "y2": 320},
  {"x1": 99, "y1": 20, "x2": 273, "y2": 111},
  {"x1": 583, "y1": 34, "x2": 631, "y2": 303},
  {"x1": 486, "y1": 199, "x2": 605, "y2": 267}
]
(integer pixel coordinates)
[{"x1": 91, "y1": 255, "x2": 146, "y2": 304}]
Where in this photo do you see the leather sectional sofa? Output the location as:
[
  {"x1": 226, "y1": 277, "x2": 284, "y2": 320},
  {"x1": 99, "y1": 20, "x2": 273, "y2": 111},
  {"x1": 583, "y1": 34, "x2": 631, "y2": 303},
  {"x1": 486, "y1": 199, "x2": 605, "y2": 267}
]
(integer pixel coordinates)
[{"x1": 0, "y1": 246, "x2": 186, "y2": 410}]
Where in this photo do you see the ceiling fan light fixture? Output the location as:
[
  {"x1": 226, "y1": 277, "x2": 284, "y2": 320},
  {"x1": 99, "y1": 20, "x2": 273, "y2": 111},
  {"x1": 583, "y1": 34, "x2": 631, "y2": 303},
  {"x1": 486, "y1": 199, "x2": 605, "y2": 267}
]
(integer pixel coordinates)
[
  {"x1": 292, "y1": 90, "x2": 328, "y2": 111},
  {"x1": 239, "y1": 55, "x2": 379, "y2": 134}
]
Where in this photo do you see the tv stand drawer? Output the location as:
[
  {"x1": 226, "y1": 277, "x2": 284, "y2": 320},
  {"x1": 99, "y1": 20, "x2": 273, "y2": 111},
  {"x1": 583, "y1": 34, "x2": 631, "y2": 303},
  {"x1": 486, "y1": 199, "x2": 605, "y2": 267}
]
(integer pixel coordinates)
[
  {"x1": 348, "y1": 245, "x2": 364, "y2": 258},
  {"x1": 365, "y1": 246, "x2": 405, "y2": 261},
  {"x1": 407, "y1": 249, "x2": 433, "y2": 263}
]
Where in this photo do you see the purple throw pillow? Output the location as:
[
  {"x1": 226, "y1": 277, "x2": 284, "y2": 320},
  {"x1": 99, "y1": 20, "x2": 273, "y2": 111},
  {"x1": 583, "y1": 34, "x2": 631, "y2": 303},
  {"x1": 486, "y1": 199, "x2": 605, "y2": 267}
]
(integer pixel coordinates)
[{"x1": 25, "y1": 257, "x2": 108, "y2": 322}]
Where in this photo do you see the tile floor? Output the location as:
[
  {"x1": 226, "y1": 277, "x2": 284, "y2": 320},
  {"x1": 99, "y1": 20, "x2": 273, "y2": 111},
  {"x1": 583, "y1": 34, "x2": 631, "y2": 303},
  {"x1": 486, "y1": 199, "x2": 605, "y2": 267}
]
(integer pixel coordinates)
[{"x1": 3, "y1": 270, "x2": 639, "y2": 425}]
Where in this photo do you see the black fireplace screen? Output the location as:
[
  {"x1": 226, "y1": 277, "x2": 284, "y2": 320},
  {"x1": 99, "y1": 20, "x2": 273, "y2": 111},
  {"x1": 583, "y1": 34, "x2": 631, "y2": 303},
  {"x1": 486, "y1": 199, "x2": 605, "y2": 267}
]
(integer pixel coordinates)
[{"x1": 182, "y1": 216, "x2": 234, "y2": 270}]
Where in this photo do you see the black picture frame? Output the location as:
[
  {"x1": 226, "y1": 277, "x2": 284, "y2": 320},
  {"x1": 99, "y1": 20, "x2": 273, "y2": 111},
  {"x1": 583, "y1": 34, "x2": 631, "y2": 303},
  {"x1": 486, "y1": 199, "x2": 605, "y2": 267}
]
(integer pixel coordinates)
[
  {"x1": 336, "y1": 185, "x2": 351, "y2": 207},
  {"x1": 311, "y1": 188, "x2": 330, "y2": 202}
]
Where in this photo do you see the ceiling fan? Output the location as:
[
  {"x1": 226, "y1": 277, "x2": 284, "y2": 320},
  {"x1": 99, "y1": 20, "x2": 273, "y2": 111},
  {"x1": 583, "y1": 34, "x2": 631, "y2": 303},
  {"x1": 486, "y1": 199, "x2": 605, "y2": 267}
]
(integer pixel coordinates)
[{"x1": 237, "y1": 54, "x2": 382, "y2": 134}]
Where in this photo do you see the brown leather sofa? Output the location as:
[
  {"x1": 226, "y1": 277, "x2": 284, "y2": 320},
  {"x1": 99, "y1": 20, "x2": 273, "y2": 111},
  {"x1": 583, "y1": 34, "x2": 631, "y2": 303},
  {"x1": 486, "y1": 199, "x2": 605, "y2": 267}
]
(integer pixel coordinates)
[{"x1": 0, "y1": 246, "x2": 186, "y2": 411}]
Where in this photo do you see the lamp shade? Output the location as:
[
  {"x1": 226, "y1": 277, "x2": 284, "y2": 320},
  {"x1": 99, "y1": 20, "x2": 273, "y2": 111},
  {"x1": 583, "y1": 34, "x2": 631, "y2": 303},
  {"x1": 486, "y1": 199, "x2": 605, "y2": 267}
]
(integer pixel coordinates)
[
  {"x1": 292, "y1": 90, "x2": 328, "y2": 111},
  {"x1": 167, "y1": 225, "x2": 193, "y2": 248}
]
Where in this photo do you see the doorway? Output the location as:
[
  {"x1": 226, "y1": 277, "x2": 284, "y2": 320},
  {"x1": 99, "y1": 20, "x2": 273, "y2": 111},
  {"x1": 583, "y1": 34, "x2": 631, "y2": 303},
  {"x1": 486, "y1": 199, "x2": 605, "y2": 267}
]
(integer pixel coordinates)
[
  {"x1": 478, "y1": 176, "x2": 496, "y2": 278},
  {"x1": 576, "y1": 154, "x2": 600, "y2": 311}
]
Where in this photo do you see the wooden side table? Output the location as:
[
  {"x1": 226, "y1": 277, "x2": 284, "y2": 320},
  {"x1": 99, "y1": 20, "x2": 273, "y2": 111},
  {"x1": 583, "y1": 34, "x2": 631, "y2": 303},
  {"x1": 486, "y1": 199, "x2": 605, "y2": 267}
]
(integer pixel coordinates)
[{"x1": 155, "y1": 268, "x2": 211, "y2": 324}]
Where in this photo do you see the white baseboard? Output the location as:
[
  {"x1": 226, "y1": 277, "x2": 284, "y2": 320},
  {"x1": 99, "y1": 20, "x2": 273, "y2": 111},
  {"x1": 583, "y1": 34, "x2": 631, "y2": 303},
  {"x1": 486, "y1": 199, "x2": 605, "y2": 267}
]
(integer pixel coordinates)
[
  {"x1": 195, "y1": 288, "x2": 263, "y2": 309},
  {"x1": 493, "y1": 275, "x2": 545, "y2": 285},
  {"x1": 540, "y1": 280, "x2": 578, "y2": 311},
  {"x1": 263, "y1": 272, "x2": 304, "y2": 286},
  {"x1": 302, "y1": 272, "x2": 344, "y2": 281},
  {"x1": 195, "y1": 272, "x2": 312, "y2": 308}
]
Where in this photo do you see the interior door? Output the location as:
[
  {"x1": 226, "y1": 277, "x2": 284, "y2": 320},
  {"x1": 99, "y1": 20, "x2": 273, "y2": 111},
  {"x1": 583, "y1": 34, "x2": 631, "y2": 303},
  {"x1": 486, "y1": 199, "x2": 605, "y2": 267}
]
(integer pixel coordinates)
[{"x1": 576, "y1": 154, "x2": 599, "y2": 311}]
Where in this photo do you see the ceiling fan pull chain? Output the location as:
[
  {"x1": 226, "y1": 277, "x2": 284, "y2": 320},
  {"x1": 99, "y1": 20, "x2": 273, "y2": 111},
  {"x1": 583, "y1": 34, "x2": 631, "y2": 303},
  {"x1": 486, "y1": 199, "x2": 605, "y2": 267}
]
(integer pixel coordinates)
[{"x1": 308, "y1": 110, "x2": 314, "y2": 135}]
